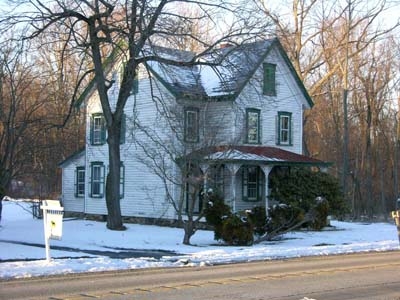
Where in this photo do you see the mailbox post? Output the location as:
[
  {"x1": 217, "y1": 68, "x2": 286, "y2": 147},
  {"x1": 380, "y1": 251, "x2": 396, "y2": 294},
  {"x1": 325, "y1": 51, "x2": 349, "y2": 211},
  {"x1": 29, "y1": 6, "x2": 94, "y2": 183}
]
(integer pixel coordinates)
[
  {"x1": 391, "y1": 210, "x2": 400, "y2": 245},
  {"x1": 40, "y1": 200, "x2": 64, "y2": 262}
]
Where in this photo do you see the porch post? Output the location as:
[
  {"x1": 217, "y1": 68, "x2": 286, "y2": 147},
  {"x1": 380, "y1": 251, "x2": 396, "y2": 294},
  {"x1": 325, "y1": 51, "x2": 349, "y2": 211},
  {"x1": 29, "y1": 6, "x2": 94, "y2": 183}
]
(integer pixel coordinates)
[
  {"x1": 226, "y1": 164, "x2": 241, "y2": 213},
  {"x1": 200, "y1": 163, "x2": 210, "y2": 205},
  {"x1": 260, "y1": 166, "x2": 272, "y2": 216}
]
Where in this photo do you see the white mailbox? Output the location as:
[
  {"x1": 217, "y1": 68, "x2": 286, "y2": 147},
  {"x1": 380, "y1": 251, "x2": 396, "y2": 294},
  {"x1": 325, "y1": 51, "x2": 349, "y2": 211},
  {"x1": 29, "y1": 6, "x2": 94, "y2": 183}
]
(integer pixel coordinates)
[{"x1": 41, "y1": 200, "x2": 64, "y2": 261}]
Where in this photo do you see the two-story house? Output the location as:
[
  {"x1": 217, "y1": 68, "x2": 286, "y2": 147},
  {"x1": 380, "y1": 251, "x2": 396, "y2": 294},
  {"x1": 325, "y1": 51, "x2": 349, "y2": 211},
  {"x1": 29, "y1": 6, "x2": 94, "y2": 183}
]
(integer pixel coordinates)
[{"x1": 59, "y1": 38, "x2": 328, "y2": 221}]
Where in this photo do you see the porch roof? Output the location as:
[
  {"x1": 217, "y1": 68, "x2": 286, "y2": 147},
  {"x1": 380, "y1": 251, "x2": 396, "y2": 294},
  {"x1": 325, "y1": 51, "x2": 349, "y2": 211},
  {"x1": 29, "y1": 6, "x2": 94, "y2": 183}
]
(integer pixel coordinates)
[{"x1": 188, "y1": 145, "x2": 330, "y2": 167}]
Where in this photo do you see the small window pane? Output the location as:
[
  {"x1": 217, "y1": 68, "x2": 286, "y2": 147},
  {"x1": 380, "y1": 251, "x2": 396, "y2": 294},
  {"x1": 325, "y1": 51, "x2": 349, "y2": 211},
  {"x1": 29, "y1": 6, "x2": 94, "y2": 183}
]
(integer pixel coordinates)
[
  {"x1": 246, "y1": 109, "x2": 260, "y2": 144},
  {"x1": 278, "y1": 113, "x2": 291, "y2": 145},
  {"x1": 92, "y1": 115, "x2": 105, "y2": 145},
  {"x1": 120, "y1": 163, "x2": 125, "y2": 199},
  {"x1": 185, "y1": 108, "x2": 199, "y2": 142},
  {"x1": 247, "y1": 166, "x2": 258, "y2": 200},
  {"x1": 76, "y1": 168, "x2": 85, "y2": 197},
  {"x1": 91, "y1": 163, "x2": 104, "y2": 197}
]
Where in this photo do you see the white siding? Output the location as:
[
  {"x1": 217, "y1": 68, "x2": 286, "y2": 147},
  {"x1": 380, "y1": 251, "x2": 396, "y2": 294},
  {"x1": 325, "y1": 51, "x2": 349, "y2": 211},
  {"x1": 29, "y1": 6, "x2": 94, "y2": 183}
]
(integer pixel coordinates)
[
  {"x1": 61, "y1": 42, "x2": 311, "y2": 220},
  {"x1": 60, "y1": 152, "x2": 85, "y2": 213},
  {"x1": 204, "y1": 101, "x2": 235, "y2": 144},
  {"x1": 234, "y1": 47, "x2": 306, "y2": 154},
  {"x1": 83, "y1": 68, "x2": 179, "y2": 219}
]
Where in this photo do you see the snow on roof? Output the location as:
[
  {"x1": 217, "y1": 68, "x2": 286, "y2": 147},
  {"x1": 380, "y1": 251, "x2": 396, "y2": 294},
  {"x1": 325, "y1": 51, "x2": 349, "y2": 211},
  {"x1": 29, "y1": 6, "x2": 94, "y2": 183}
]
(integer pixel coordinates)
[
  {"x1": 146, "y1": 39, "x2": 275, "y2": 99},
  {"x1": 208, "y1": 149, "x2": 284, "y2": 162}
]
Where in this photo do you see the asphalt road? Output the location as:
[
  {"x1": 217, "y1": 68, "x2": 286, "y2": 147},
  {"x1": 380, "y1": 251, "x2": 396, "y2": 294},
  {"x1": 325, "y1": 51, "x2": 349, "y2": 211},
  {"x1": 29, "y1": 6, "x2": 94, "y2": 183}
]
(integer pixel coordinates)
[{"x1": 1, "y1": 251, "x2": 399, "y2": 300}]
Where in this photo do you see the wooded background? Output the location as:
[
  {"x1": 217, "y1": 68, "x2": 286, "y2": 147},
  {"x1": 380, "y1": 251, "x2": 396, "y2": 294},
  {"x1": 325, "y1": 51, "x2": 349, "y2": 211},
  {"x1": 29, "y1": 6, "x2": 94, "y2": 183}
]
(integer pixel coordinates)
[{"x1": 1, "y1": 0, "x2": 399, "y2": 220}]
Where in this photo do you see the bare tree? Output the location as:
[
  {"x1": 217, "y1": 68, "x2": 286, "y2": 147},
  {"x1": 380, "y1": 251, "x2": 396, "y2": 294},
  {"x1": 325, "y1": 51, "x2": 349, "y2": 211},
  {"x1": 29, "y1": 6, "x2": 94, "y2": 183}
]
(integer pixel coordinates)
[
  {"x1": 0, "y1": 0, "x2": 268, "y2": 230},
  {"x1": 134, "y1": 96, "x2": 237, "y2": 244},
  {"x1": 256, "y1": 0, "x2": 400, "y2": 218},
  {"x1": 0, "y1": 37, "x2": 51, "y2": 202}
]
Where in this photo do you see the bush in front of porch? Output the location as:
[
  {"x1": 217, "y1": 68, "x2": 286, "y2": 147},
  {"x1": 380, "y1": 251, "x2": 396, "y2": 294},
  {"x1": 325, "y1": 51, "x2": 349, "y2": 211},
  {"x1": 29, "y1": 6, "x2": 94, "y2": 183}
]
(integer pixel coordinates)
[{"x1": 205, "y1": 167, "x2": 344, "y2": 246}]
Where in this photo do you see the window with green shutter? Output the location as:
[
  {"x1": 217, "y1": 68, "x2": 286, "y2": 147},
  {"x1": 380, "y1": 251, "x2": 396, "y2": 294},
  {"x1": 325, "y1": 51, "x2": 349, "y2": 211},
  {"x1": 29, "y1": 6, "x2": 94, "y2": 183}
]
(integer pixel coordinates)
[
  {"x1": 277, "y1": 111, "x2": 292, "y2": 145},
  {"x1": 184, "y1": 107, "x2": 199, "y2": 143},
  {"x1": 90, "y1": 113, "x2": 106, "y2": 145},
  {"x1": 75, "y1": 167, "x2": 85, "y2": 198},
  {"x1": 90, "y1": 162, "x2": 105, "y2": 198},
  {"x1": 242, "y1": 166, "x2": 264, "y2": 202},
  {"x1": 263, "y1": 63, "x2": 276, "y2": 96},
  {"x1": 246, "y1": 108, "x2": 261, "y2": 144}
]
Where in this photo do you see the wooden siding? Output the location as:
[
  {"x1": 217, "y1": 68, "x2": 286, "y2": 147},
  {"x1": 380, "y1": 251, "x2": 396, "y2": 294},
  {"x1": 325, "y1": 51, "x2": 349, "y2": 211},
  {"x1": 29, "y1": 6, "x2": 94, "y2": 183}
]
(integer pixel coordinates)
[
  {"x1": 232, "y1": 47, "x2": 305, "y2": 154},
  {"x1": 61, "y1": 42, "x2": 311, "y2": 220},
  {"x1": 84, "y1": 69, "x2": 178, "y2": 219},
  {"x1": 60, "y1": 152, "x2": 85, "y2": 213}
]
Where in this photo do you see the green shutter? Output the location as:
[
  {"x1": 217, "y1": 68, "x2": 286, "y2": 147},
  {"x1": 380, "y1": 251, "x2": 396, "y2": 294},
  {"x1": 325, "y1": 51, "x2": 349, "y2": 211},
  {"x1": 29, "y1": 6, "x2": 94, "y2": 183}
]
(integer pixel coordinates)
[
  {"x1": 74, "y1": 168, "x2": 78, "y2": 197},
  {"x1": 100, "y1": 116, "x2": 106, "y2": 144},
  {"x1": 100, "y1": 163, "x2": 105, "y2": 197},
  {"x1": 89, "y1": 164, "x2": 92, "y2": 197},
  {"x1": 90, "y1": 116, "x2": 94, "y2": 145},
  {"x1": 263, "y1": 63, "x2": 276, "y2": 96},
  {"x1": 242, "y1": 167, "x2": 248, "y2": 201},
  {"x1": 275, "y1": 115, "x2": 279, "y2": 145},
  {"x1": 132, "y1": 72, "x2": 139, "y2": 94},
  {"x1": 120, "y1": 114, "x2": 126, "y2": 144}
]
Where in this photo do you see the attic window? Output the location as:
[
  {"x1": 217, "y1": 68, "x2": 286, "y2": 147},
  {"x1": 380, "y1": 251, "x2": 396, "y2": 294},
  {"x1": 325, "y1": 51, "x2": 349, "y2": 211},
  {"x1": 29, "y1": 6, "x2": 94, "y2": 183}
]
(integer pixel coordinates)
[{"x1": 263, "y1": 63, "x2": 276, "y2": 96}]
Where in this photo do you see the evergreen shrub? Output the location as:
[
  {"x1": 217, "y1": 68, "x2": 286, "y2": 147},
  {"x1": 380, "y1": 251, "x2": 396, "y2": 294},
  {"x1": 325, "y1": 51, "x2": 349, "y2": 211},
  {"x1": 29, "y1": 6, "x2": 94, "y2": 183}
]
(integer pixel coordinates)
[
  {"x1": 204, "y1": 194, "x2": 232, "y2": 240},
  {"x1": 247, "y1": 206, "x2": 267, "y2": 237},
  {"x1": 220, "y1": 214, "x2": 254, "y2": 246},
  {"x1": 265, "y1": 204, "x2": 304, "y2": 234}
]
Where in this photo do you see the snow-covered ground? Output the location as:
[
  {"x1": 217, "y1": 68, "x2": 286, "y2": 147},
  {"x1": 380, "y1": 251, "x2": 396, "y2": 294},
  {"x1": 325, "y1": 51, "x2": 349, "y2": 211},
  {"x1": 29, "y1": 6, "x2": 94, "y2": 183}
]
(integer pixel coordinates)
[{"x1": 0, "y1": 199, "x2": 399, "y2": 279}]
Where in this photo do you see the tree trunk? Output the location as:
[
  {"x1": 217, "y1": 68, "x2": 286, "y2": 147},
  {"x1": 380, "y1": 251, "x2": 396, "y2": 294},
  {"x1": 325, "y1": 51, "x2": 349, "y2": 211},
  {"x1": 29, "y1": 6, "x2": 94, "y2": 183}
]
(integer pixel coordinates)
[
  {"x1": 105, "y1": 122, "x2": 125, "y2": 230},
  {"x1": 183, "y1": 219, "x2": 195, "y2": 245}
]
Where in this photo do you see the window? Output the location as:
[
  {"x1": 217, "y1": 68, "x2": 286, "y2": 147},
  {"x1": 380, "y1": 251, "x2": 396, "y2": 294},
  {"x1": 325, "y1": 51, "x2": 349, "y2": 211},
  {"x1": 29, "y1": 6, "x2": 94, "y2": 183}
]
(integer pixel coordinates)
[
  {"x1": 242, "y1": 166, "x2": 264, "y2": 202},
  {"x1": 184, "y1": 107, "x2": 199, "y2": 142},
  {"x1": 75, "y1": 167, "x2": 85, "y2": 197},
  {"x1": 209, "y1": 164, "x2": 225, "y2": 196},
  {"x1": 90, "y1": 113, "x2": 106, "y2": 145},
  {"x1": 120, "y1": 162, "x2": 125, "y2": 199},
  {"x1": 277, "y1": 112, "x2": 292, "y2": 145},
  {"x1": 90, "y1": 162, "x2": 105, "y2": 198},
  {"x1": 246, "y1": 108, "x2": 261, "y2": 144},
  {"x1": 263, "y1": 63, "x2": 276, "y2": 96}
]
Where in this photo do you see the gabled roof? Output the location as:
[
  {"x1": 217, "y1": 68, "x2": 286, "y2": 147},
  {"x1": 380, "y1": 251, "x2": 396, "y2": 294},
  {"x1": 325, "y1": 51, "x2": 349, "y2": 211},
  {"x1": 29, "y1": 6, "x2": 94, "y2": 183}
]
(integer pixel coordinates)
[
  {"x1": 58, "y1": 148, "x2": 85, "y2": 168},
  {"x1": 76, "y1": 38, "x2": 313, "y2": 107},
  {"x1": 146, "y1": 38, "x2": 313, "y2": 107},
  {"x1": 187, "y1": 145, "x2": 329, "y2": 167}
]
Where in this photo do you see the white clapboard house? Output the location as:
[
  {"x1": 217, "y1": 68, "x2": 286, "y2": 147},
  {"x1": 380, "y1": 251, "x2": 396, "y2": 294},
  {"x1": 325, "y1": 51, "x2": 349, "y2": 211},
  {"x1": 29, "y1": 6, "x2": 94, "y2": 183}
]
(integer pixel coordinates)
[{"x1": 59, "y1": 38, "x2": 328, "y2": 221}]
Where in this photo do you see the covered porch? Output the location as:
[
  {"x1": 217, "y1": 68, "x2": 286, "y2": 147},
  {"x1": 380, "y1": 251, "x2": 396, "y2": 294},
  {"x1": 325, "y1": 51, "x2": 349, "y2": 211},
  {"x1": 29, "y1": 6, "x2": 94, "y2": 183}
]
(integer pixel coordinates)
[{"x1": 192, "y1": 145, "x2": 329, "y2": 214}]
